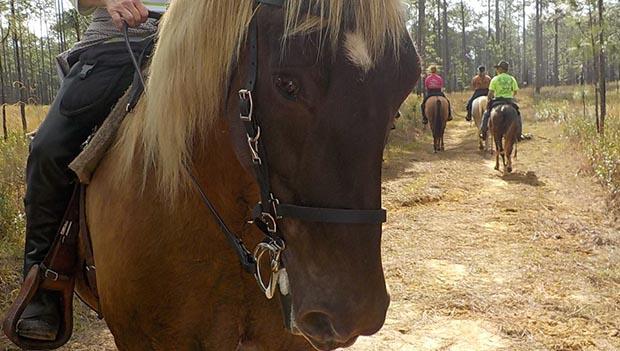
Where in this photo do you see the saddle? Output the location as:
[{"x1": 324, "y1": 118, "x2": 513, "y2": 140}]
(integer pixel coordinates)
[
  {"x1": 2, "y1": 37, "x2": 155, "y2": 351},
  {"x1": 490, "y1": 99, "x2": 520, "y2": 114}
]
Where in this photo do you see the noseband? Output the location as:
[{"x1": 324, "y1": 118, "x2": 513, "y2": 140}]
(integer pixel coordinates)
[{"x1": 127, "y1": 0, "x2": 387, "y2": 302}]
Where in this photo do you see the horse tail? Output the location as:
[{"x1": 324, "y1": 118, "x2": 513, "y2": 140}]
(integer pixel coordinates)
[{"x1": 433, "y1": 99, "x2": 443, "y2": 140}]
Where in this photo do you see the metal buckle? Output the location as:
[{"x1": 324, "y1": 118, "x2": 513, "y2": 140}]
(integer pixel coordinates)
[
  {"x1": 239, "y1": 89, "x2": 254, "y2": 122},
  {"x1": 59, "y1": 220, "x2": 73, "y2": 243},
  {"x1": 247, "y1": 126, "x2": 262, "y2": 165},
  {"x1": 261, "y1": 212, "x2": 277, "y2": 233},
  {"x1": 253, "y1": 239, "x2": 286, "y2": 299},
  {"x1": 269, "y1": 193, "x2": 281, "y2": 219},
  {"x1": 44, "y1": 269, "x2": 59, "y2": 281}
]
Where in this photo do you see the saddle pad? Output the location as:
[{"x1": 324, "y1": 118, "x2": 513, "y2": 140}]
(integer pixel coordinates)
[{"x1": 69, "y1": 85, "x2": 135, "y2": 184}]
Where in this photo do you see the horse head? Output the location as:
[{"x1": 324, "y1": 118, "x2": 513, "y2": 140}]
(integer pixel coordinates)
[{"x1": 224, "y1": 3, "x2": 420, "y2": 349}]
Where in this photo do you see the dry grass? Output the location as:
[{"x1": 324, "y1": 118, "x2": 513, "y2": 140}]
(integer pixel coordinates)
[{"x1": 1, "y1": 104, "x2": 47, "y2": 134}]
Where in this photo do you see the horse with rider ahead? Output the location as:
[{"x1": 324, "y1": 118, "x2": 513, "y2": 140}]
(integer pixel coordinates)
[
  {"x1": 420, "y1": 65, "x2": 451, "y2": 152},
  {"x1": 420, "y1": 65, "x2": 452, "y2": 126},
  {"x1": 479, "y1": 61, "x2": 524, "y2": 142},
  {"x1": 466, "y1": 65, "x2": 491, "y2": 122}
]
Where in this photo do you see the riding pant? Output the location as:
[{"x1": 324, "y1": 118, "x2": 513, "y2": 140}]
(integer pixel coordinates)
[
  {"x1": 22, "y1": 42, "x2": 143, "y2": 277},
  {"x1": 466, "y1": 88, "x2": 489, "y2": 117}
]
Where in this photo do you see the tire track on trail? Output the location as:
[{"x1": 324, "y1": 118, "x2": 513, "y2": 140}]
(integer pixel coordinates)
[{"x1": 350, "y1": 117, "x2": 620, "y2": 351}]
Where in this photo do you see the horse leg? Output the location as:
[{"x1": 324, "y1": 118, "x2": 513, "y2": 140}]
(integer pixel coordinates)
[
  {"x1": 500, "y1": 141, "x2": 506, "y2": 172},
  {"x1": 505, "y1": 137, "x2": 514, "y2": 173},
  {"x1": 494, "y1": 137, "x2": 500, "y2": 171}
]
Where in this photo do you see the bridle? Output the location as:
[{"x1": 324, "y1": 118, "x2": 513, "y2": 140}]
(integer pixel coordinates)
[{"x1": 126, "y1": 0, "x2": 387, "y2": 303}]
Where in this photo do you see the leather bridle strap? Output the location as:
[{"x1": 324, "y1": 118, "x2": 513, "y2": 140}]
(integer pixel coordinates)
[
  {"x1": 239, "y1": 0, "x2": 386, "y2": 237},
  {"x1": 276, "y1": 204, "x2": 387, "y2": 224},
  {"x1": 189, "y1": 173, "x2": 257, "y2": 274},
  {"x1": 252, "y1": 204, "x2": 386, "y2": 225}
]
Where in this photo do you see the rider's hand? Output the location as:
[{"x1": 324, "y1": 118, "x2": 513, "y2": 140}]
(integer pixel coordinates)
[{"x1": 105, "y1": 0, "x2": 149, "y2": 30}]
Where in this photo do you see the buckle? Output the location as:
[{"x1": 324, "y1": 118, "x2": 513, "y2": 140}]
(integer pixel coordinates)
[
  {"x1": 44, "y1": 269, "x2": 59, "y2": 281},
  {"x1": 247, "y1": 126, "x2": 262, "y2": 165},
  {"x1": 239, "y1": 89, "x2": 253, "y2": 122},
  {"x1": 269, "y1": 193, "x2": 281, "y2": 219},
  {"x1": 261, "y1": 212, "x2": 277, "y2": 234}
]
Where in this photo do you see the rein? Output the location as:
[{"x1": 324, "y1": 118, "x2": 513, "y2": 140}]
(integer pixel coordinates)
[{"x1": 124, "y1": 1, "x2": 387, "y2": 301}]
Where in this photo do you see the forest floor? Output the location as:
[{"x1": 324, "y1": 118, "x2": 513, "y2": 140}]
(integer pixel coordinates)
[{"x1": 1, "y1": 92, "x2": 619, "y2": 350}]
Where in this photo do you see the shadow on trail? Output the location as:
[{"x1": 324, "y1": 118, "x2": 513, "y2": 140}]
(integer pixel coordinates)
[{"x1": 500, "y1": 171, "x2": 546, "y2": 187}]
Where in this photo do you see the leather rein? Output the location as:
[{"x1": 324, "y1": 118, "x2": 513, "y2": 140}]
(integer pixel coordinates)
[{"x1": 125, "y1": 0, "x2": 387, "y2": 300}]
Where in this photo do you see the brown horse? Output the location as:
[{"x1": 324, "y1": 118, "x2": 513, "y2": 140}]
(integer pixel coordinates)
[
  {"x1": 489, "y1": 104, "x2": 519, "y2": 173},
  {"x1": 79, "y1": 1, "x2": 420, "y2": 350},
  {"x1": 425, "y1": 96, "x2": 450, "y2": 152}
]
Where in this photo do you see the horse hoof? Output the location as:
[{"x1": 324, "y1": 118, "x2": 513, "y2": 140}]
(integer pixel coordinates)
[
  {"x1": 507, "y1": 166, "x2": 513, "y2": 173},
  {"x1": 479, "y1": 145, "x2": 484, "y2": 151},
  {"x1": 494, "y1": 165, "x2": 499, "y2": 171}
]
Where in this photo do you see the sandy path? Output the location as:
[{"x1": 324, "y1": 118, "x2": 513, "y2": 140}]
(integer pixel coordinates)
[
  {"x1": 349, "y1": 117, "x2": 619, "y2": 351},
  {"x1": 2, "y1": 110, "x2": 618, "y2": 351}
]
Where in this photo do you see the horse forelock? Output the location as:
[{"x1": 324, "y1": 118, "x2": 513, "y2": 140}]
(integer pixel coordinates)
[{"x1": 112, "y1": 0, "x2": 407, "y2": 201}]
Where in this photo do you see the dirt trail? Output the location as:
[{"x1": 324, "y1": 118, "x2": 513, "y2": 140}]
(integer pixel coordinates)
[
  {"x1": 1, "y1": 108, "x2": 618, "y2": 351},
  {"x1": 350, "y1": 117, "x2": 620, "y2": 350}
]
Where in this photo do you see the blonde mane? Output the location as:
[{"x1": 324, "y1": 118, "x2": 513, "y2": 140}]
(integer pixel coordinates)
[{"x1": 113, "y1": 0, "x2": 406, "y2": 200}]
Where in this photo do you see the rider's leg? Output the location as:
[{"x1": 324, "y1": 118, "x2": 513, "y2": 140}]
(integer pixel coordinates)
[
  {"x1": 447, "y1": 98, "x2": 453, "y2": 121},
  {"x1": 466, "y1": 94, "x2": 475, "y2": 121},
  {"x1": 19, "y1": 47, "x2": 134, "y2": 340},
  {"x1": 517, "y1": 112, "x2": 524, "y2": 141},
  {"x1": 480, "y1": 100, "x2": 495, "y2": 138},
  {"x1": 19, "y1": 78, "x2": 104, "y2": 341},
  {"x1": 421, "y1": 96, "x2": 429, "y2": 125}
]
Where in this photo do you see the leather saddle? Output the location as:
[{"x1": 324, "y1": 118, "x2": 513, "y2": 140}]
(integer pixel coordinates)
[
  {"x1": 490, "y1": 99, "x2": 520, "y2": 114},
  {"x1": 2, "y1": 185, "x2": 100, "y2": 350}
]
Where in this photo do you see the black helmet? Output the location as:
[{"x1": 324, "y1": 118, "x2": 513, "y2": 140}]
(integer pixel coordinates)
[
  {"x1": 494, "y1": 61, "x2": 509, "y2": 70},
  {"x1": 478, "y1": 65, "x2": 486, "y2": 72}
]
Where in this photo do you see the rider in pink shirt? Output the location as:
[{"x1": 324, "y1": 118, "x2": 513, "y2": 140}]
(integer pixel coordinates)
[
  {"x1": 425, "y1": 72, "x2": 444, "y2": 91},
  {"x1": 421, "y1": 65, "x2": 452, "y2": 124}
]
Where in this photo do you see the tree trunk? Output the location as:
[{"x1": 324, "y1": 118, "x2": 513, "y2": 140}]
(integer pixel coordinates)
[
  {"x1": 588, "y1": 3, "x2": 599, "y2": 130},
  {"x1": 535, "y1": 0, "x2": 542, "y2": 94},
  {"x1": 460, "y1": 0, "x2": 468, "y2": 84},
  {"x1": 10, "y1": 0, "x2": 27, "y2": 133},
  {"x1": 553, "y1": 11, "x2": 560, "y2": 86},
  {"x1": 522, "y1": 0, "x2": 527, "y2": 85},
  {"x1": 597, "y1": 0, "x2": 605, "y2": 136},
  {"x1": 416, "y1": 0, "x2": 426, "y2": 94},
  {"x1": 442, "y1": 0, "x2": 450, "y2": 91},
  {"x1": 495, "y1": 0, "x2": 500, "y2": 43}
]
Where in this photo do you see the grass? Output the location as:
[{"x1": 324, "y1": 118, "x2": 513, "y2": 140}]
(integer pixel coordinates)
[
  {"x1": 1, "y1": 104, "x2": 47, "y2": 135},
  {"x1": 534, "y1": 85, "x2": 620, "y2": 217}
]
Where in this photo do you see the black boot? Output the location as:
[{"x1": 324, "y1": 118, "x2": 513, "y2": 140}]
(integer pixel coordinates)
[
  {"x1": 17, "y1": 291, "x2": 60, "y2": 341},
  {"x1": 422, "y1": 116, "x2": 428, "y2": 125},
  {"x1": 466, "y1": 112, "x2": 472, "y2": 122}
]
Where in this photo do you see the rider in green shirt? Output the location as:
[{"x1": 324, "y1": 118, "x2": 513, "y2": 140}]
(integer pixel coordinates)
[{"x1": 480, "y1": 61, "x2": 523, "y2": 140}]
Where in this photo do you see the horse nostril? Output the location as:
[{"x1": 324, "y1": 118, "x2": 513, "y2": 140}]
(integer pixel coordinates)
[{"x1": 298, "y1": 312, "x2": 337, "y2": 341}]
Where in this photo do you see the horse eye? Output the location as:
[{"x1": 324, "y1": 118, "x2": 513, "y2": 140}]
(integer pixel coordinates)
[{"x1": 274, "y1": 76, "x2": 300, "y2": 99}]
